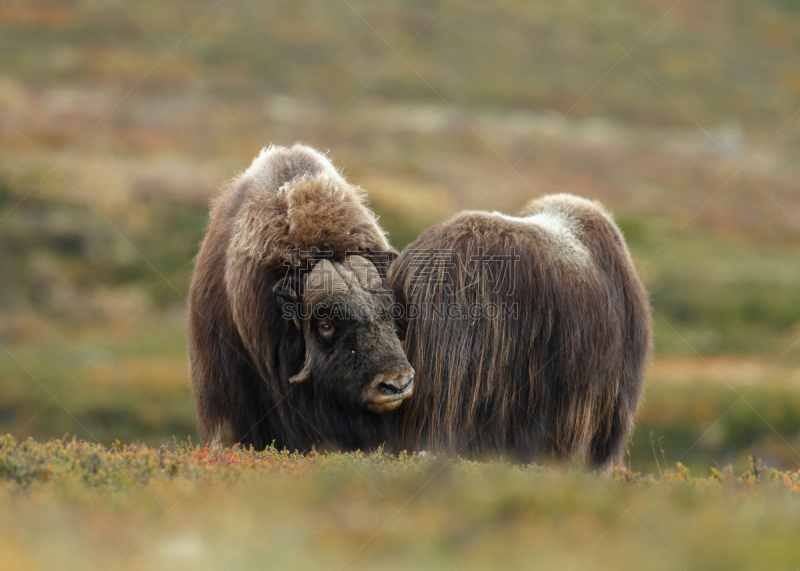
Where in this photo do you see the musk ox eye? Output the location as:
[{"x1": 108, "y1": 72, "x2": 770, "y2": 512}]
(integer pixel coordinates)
[{"x1": 318, "y1": 320, "x2": 335, "y2": 338}]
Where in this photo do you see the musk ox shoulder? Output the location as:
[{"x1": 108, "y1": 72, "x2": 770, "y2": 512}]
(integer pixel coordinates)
[
  {"x1": 389, "y1": 193, "x2": 652, "y2": 468},
  {"x1": 188, "y1": 144, "x2": 414, "y2": 452}
]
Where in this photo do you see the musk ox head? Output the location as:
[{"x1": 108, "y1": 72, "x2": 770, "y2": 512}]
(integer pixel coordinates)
[{"x1": 273, "y1": 254, "x2": 414, "y2": 413}]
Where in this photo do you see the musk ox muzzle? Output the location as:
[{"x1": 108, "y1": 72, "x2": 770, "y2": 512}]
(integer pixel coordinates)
[{"x1": 364, "y1": 366, "x2": 415, "y2": 413}]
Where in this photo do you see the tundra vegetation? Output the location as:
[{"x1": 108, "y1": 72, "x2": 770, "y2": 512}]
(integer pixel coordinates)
[{"x1": 2, "y1": 435, "x2": 800, "y2": 570}]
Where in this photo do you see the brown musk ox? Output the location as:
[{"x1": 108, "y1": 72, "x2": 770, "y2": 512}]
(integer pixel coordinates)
[
  {"x1": 187, "y1": 144, "x2": 414, "y2": 452},
  {"x1": 389, "y1": 194, "x2": 651, "y2": 468}
]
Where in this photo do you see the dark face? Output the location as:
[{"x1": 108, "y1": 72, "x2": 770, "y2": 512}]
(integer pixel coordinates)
[{"x1": 276, "y1": 256, "x2": 414, "y2": 413}]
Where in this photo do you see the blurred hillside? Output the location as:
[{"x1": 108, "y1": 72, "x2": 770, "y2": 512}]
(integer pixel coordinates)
[{"x1": 0, "y1": 0, "x2": 799, "y2": 471}]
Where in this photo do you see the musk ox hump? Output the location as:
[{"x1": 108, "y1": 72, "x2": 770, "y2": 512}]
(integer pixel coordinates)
[
  {"x1": 479, "y1": 207, "x2": 589, "y2": 264},
  {"x1": 242, "y1": 143, "x2": 346, "y2": 194},
  {"x1": 227, "y1": 145, "x2": 390, "y2": 271}
]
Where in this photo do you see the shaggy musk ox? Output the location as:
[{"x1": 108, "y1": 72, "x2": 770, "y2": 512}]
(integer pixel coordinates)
[
  {"x1": 389, "y1": 194, "x2": 651, "y2": 468},
  {"x1": 188, "y1": 144, "x2": 414, "y2": 452}
]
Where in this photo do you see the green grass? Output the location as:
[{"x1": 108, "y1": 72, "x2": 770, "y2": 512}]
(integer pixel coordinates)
[{"x1": 1, "y1": 435, "x2": 800, "y2": 570}]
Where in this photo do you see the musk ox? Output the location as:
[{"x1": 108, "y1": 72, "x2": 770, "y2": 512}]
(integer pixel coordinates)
[
  {"x1": 187, "y1": 144, "x2": 414, "y2": 452},
  {"x1": 389, "y1": 194, "x2": 651, "y2": 468}
]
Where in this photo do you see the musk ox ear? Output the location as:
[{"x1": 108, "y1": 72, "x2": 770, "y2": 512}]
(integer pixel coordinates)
[{"x1": 272, "y1": 278, "x2": 301, "y2": 330}]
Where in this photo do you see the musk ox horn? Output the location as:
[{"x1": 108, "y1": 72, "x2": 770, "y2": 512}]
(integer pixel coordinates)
[
  {"x1": 290, "y1": 259, "x2": 349, "y2": 384},
  {"x1": 289, "y1": 345, "x2": 312, "y2": 383},
  {"x1": 346, "y1": 255, "x2": 383, "y2": 291},
  {"x1": 303, "y1": 259, "x2": 348, "y2": 310}
]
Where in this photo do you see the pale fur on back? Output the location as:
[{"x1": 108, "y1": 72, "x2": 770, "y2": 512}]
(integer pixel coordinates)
[
  {"x1": 486, "y1": 193, "x2": 619, "y2": 265},
  {"x1": 487, "y1": 195, "x2": 591, "y2": 265}
]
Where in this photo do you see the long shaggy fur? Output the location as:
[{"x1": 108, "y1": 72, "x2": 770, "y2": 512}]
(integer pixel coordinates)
[
  {"x1": 188, "y1": 144, "x2": 396, "y2": 451},
  {"x1": 389, "y1": 194, "x2": 652, "y2": 467}
]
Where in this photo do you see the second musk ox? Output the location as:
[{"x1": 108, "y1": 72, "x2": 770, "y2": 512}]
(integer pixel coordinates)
[
  {"x1": 188, "y1": 144, "x2": 414, "y2": 452},
  {"x1": 389, "y1": 194, "x2": 652, "y2": 468}
]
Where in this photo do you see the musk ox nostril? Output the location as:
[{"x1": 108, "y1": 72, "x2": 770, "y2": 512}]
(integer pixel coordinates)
[
  {"x1": 379, "y1": 382, "x2": 403, "y2": 394},
  {"x1": 379, "y1": 374, "x2": 413, "y2": 394},
  {"x1": 376, "y1": 371, "x2": 414, "y2": 394}
]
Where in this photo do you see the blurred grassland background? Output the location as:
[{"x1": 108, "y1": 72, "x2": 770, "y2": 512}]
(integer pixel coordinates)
[{"x1": 1, "y1": 0, "x2": 800, "y2": 474}]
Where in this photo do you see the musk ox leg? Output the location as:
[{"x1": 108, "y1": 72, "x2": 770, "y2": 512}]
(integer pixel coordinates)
[
  {"x1": 209, "y1": 419, "x2": 237, "y2": 451},
  {"x1": 589, "y1": 399, "x2": 635, "y2": 471}
]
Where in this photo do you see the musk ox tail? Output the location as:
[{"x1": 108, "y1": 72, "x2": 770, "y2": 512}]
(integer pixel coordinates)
[{"x1": 389, "y1": 194, "x2": 652, "y2": 467}]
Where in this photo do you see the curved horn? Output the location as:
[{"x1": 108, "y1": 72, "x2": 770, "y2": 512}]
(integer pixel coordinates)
[
  {"x1": 304, "y1": 259, "x2": 348, "y2": 308},
  {"x1": 346, "y1": 255, "x2": 383, "y2": 291},
  {"x1": 290, "y1": 258, "x2": 348, "y2": 384},
  {"x1": 289, "y1": 343, "x2": 312, "y2": 383}
]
